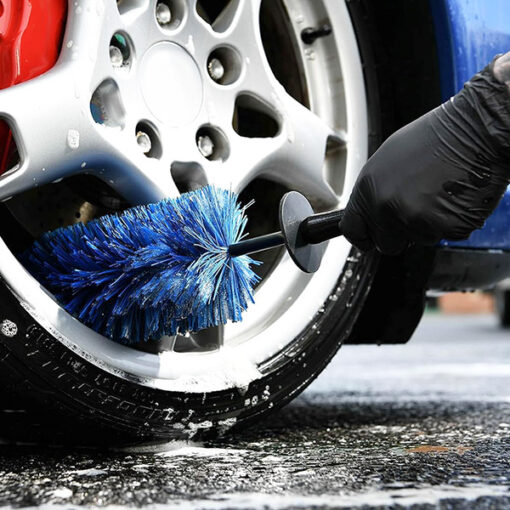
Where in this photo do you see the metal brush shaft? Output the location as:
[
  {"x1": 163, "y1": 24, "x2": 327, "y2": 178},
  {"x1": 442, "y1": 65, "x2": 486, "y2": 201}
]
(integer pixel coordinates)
[
  {"x1": 228, "y1": 231, "x2": 285, "y2": 257},
  {"x1": 228, "y1": 209, "x2": 345, "y2": 257}
]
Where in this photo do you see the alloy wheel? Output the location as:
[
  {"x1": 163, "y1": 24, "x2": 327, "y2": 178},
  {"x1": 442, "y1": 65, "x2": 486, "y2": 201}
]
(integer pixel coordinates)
[{"x1": 0, "y1": 0, "x2": 368, "y2": 390}]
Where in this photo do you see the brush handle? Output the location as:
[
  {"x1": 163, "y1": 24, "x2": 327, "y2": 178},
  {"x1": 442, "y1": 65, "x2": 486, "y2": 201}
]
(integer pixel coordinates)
[
  {"x1": 228, "y1": 209, "x2": 345, "y2": 257},
  {"x1": 300, "y1": 209, "x2": 345, "y2": 245}
]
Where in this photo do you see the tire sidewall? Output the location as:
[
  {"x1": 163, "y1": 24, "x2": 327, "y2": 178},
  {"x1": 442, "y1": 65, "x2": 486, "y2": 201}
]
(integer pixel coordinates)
[{"x1": 0, "y1": 248, "x2": 376, "y2": 444}]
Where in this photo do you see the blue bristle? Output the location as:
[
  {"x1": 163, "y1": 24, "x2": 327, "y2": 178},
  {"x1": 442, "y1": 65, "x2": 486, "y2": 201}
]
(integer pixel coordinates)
[{"x1": 20, "y1": 186, "x2": 260, "y2": 344}]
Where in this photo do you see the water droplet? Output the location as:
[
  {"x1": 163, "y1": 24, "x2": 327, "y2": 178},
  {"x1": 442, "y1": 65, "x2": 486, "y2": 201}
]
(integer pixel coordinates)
[
  {"x1": 67, "y1": 129, "x2": 80, "y2": 150},
  {"x1": 304, "y1": 49, "x2": 316, "y2": 61}
]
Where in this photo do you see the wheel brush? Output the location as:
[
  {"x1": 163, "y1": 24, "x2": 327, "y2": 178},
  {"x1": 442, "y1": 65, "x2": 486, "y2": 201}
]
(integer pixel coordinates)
[{"x1": 21, "y1": 186, "x2": 345, "y2": 344}]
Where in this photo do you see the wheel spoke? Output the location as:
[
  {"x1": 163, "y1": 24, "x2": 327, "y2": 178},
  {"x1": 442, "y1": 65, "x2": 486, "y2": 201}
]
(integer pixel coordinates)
[
  {"x1": 95, "y1": 141, "x2": 180, "y2": 205},
  {"x1": 268, "y1": 92, "x2": 343, "y2": 207},
  {"x1": 224, "y1": 87, "x2": 343, "y2": 208},
  {"x1": 200, "y1": 131, "x2": 276, "y2": 194},
  {"x1": 0, "y1": 67, "x2": 91, "y2": 201},
  {"x1": 62, "y1": 0, "x2": 121, "y2": 65},
  {"x1": 210, "y1": 0, "x2": 241, "y2": 33},
  {"x1": 0, "y1": 66, "x2": 178, "y2": 206},
  {"x1": 109, "y1": 169, "x2": 179, "y2": 205},
  {"x1": 200, "y1": 0, "x2": 262, "y2": 35}
]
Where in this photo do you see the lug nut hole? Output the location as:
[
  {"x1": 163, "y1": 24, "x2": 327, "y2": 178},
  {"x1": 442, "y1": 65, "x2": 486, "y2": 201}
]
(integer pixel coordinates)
[
  {"x1": 90, "y1": 79, "x2": 126, "y2": 128},
  {"x1": 207, "y1": 47, "x2": 242, "y2": 85},
  {"x1": 155, "y1": 0, "x2": 186, "y2": 30},
  {"x1": 110, "y1": 32, "x2": 133, "y2": 70},
  {"x1": 136, "y1": 122, "x2": 162, "y2": 159},
  {"x1": 196, "y1": 126, "x2": 229, "y2": 162}
]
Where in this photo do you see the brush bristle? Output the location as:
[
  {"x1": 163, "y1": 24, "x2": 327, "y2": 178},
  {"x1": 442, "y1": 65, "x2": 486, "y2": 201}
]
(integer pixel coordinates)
[{"x1": 21, "y1": 186, "x2": 260, "y2": 344}]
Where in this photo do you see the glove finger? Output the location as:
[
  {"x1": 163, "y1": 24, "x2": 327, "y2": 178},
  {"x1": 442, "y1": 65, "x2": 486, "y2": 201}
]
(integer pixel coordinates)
[{"x1": 340, "y1": 212, "x2": 375, "y2": 252}]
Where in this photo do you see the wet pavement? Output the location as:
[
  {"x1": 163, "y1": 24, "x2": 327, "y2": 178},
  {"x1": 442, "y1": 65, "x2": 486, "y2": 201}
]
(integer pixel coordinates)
[{"x1": 2, "y1": 313, "x2": 510, "y2": 509}]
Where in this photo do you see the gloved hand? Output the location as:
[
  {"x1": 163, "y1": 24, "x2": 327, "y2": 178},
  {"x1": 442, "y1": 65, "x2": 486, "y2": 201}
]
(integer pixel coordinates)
[{"x1": 341, "y1": 55, "x2": 510, "y2": 255}]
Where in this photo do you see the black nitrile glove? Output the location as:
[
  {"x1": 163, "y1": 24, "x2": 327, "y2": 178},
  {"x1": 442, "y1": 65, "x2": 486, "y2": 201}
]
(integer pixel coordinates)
[{"x1": 341, "y1": 56, "x2": 510, "y2": 255}]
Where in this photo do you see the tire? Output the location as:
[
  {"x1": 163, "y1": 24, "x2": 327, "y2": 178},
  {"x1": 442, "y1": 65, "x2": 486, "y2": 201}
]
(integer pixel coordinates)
[
  {"x1": 0, "y1": 0, "x2": 381, "y2": 445},
  {"x1": 0, "y1": 251, "x2": 377, "y2": 445}
]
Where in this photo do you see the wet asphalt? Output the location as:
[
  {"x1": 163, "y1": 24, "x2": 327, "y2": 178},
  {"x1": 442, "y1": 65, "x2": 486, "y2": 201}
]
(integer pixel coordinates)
[{"x1": 2, "y1": 313, "x2": 510, "y2": 509}]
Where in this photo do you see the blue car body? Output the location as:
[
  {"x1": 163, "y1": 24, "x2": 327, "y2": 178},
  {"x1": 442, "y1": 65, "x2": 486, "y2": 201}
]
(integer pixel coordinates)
[{"x1": 431, "y1": 0, "x2": 510, "y2": 250}]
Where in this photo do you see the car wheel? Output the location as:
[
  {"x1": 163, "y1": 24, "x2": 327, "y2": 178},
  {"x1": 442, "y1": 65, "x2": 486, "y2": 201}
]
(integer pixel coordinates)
[{"x1": 0, "y1": 0, "x2": 378, "y2": 444}]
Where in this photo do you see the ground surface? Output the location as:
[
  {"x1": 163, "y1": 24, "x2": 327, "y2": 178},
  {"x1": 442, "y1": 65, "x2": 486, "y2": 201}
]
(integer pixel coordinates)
[{"x1": 2, "y1": 314, "x2": 510, "y2": 509}]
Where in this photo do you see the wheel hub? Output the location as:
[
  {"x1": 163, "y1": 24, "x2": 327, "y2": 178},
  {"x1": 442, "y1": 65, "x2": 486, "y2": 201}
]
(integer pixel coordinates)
[{"x1": 139, "y1": 42, "x2": 203, "y2": 127}]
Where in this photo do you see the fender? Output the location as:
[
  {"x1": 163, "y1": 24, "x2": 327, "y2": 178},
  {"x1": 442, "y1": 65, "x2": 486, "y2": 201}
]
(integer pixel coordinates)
[{"x1": 430, "y1": 0, "x2": 510, "y2": 251}]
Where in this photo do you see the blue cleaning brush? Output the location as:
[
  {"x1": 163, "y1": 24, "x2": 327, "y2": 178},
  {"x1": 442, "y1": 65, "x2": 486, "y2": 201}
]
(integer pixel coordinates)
[
  {"x1": 21, "y1": 186, "x2": 345, "y2": 344},
  {"x1": 22, "y1": 186, "x2": 260, "y2": 344}
]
